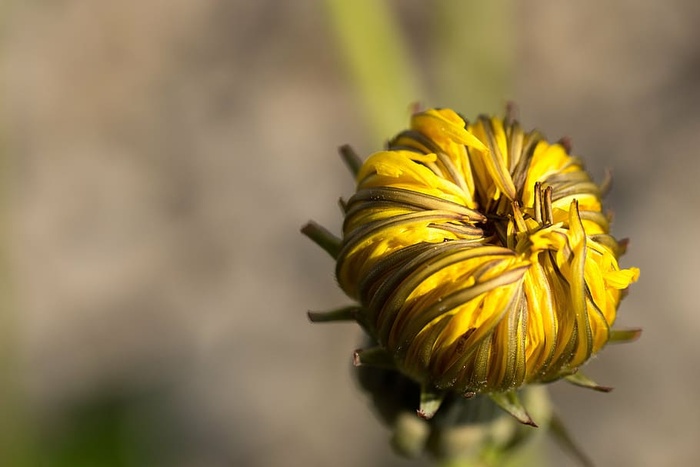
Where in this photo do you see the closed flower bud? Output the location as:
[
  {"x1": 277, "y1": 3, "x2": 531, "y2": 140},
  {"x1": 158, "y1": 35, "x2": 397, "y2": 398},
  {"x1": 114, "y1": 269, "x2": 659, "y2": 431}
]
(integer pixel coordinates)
[{"x1": 303, "y1": 106, "x2": 640, "y2": 437}]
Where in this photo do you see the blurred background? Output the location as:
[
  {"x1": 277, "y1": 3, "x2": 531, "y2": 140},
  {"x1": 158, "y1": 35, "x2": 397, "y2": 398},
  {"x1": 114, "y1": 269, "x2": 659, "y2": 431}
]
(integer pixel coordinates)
[{"x1": 1, "y1": 0, "x2": 699, "y2": 466}]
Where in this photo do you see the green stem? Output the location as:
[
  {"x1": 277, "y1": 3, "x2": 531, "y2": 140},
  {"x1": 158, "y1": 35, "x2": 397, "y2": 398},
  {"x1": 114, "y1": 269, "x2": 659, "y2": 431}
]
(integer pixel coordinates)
[
  {"x1": 0, "y1": 2, "x2": 34, "y2": 465},
  {"x1": 432, "y1": 0, "x2": 514, "y2": 115},
  {"x1": 323, "y1": 0, "x2": 424, "y2": 143}
]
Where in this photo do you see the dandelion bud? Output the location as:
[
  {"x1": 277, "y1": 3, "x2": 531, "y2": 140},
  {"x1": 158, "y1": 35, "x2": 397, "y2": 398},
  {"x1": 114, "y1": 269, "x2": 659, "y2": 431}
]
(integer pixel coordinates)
[{"x1": 304, "y1": 107, "x2": 639, "y2": 429}]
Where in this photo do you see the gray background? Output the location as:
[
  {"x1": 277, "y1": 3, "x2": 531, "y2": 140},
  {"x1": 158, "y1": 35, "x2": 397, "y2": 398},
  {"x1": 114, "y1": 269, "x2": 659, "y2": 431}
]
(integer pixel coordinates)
[{"x1": 1, "y1": 1, "x2": 699, "y2": 466}]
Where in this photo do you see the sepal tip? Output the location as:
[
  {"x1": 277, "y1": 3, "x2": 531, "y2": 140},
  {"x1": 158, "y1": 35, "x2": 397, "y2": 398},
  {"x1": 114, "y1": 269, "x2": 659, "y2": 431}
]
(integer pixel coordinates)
[
  {"x1": 300, "y1": 221, "x2": 341, "y2": 259},
  {"x1": 565, "y1": 372, "x2": 613, "y2": 393},
  {"x1": 307, "y1": 306, "x2": 359, "y2": 323},
  {"x1": 609, "y1": 328, "x2": 642, "y2": 344},
  {"x1": 489, "y1": 391, "x2": 538, "y2": 427},
  {"x1": 353, "y1": 347, "x2": 396, "y2": 370},
  {"x1": 417, "y1": 384, "x2": 445, "y2": 420}
]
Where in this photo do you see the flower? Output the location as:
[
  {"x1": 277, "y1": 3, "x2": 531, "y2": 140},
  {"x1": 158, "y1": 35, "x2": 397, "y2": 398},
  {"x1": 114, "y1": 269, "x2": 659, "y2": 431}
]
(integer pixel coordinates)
[{"x1": 303, "y1": 107, "x2": 639, "y2": 426}]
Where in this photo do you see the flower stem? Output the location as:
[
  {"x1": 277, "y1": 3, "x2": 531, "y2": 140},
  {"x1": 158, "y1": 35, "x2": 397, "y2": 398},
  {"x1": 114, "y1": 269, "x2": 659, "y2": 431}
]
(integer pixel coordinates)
[
  {"x1": 0, "y1": 3, "x2": 35, "y2": 464},
  {"x1": 323, "y1": 0, "x2": 424, "y2": 143},
  {"x1": 432, "y1": 0, "x2": 514, "y2": 114}
]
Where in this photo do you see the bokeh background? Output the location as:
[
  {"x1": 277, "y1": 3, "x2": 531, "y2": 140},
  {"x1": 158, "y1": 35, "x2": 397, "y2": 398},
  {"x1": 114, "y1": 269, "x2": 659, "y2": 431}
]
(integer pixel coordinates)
[{"x1": 1, "y1": 1, "x2": 699, "y2": 466}]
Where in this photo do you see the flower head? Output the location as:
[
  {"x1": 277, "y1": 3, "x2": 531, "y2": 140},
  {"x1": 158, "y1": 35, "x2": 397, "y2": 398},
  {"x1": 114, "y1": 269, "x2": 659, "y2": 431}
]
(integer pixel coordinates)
[{"x1": 304, "y1": 107, "x2": 639, "y2": 426}]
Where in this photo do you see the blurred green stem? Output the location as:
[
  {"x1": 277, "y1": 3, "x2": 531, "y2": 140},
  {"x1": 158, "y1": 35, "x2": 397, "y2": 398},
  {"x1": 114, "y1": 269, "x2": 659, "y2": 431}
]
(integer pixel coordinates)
[
  {"x1": 323, "y1": 0, "x2": 424, "y2": 143},
  {"x1": 0, "y1": 2, "x2": 34, "y2": 465},
  {"x1": 433, "y1": 0, "x2": 514, "y2": 114}
]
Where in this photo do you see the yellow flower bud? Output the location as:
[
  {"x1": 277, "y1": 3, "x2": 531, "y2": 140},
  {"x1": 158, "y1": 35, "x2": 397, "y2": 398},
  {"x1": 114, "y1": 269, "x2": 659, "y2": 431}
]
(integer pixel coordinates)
[{"x1": 304, "y1": 107, "x2": 640, "y2": 426}]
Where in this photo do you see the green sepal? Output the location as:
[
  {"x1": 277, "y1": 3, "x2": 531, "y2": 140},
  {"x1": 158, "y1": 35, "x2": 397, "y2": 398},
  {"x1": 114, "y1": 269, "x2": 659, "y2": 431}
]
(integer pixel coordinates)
[
  {"x1": 300, "y1": 221, "x2": 342, "y2": 259},
  {"x1": 549, "y1": 413, "x2": 594, "y2": 467},
  {"x1": 564, "y1": 372, "x2": 612, "y2": 392},
  {"x1": 489, "y1": 390, "x2": 537, "y2": 427},
  {"x1": 417, "y1": 384, "x2": 445, "y2": 420},
  {"x1": 353, "y1": 347, "x2": 396, "y2": 370},
  {"x1": 307, "y1": 306, "x2": 360, "y2": 323},
  {"x1": 339, "y1": 144, "x2": 363, "y2": 176},
  {"x1": 599, "y1": 168, "x2": 613, "y2": 198},
  {"x1": 609, "y1": 328, "x2": 642, "y2": 344}
]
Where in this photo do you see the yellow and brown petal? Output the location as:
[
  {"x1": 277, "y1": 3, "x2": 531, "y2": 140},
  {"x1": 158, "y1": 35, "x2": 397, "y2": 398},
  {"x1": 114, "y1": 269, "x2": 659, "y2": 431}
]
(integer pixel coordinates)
[{"x1": 304, "y1": 107, "x2": 639, "y2": 423}]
